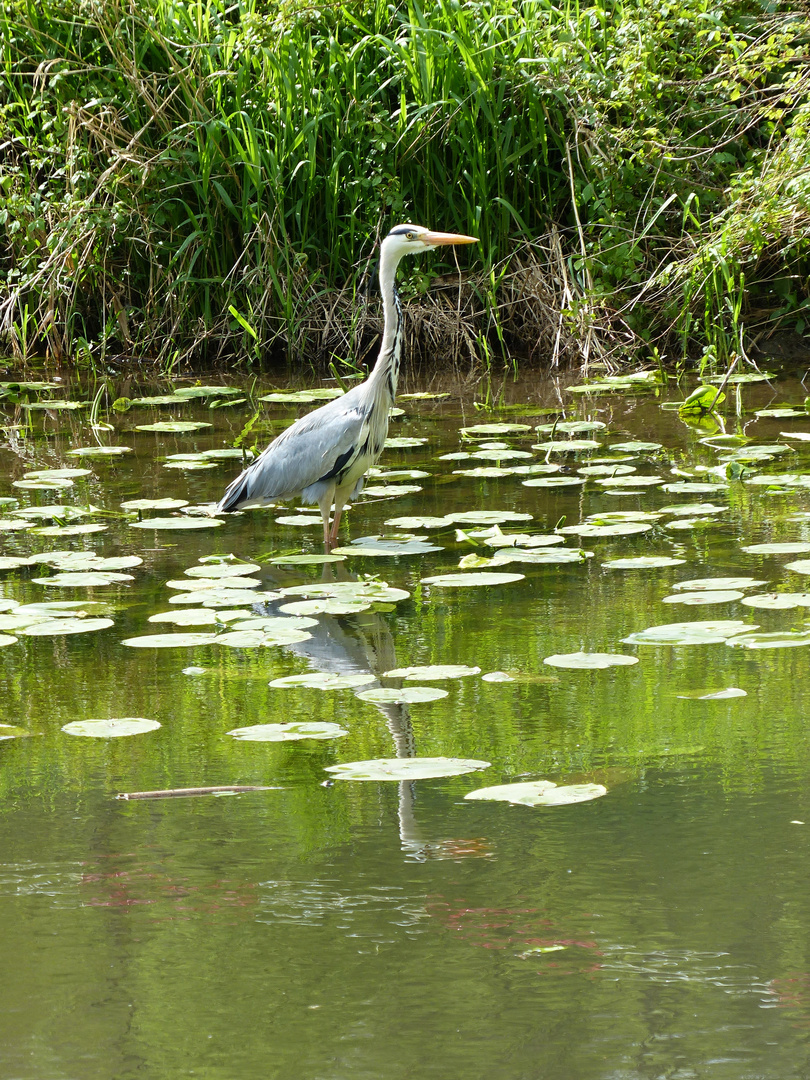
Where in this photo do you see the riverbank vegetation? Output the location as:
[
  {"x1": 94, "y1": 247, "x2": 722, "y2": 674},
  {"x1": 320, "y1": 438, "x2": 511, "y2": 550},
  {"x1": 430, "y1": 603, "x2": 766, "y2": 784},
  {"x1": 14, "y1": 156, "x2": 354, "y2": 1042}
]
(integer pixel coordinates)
[{"x1": 1, "y1": 0, "x2": 808, "y2": 373}]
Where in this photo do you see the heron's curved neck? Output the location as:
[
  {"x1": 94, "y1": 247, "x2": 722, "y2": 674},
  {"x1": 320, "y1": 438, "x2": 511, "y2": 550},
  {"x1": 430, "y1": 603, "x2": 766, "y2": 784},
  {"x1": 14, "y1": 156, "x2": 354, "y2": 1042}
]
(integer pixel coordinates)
[{"x1": 368, "y1": 245, "x2": 404, "y2": 404}]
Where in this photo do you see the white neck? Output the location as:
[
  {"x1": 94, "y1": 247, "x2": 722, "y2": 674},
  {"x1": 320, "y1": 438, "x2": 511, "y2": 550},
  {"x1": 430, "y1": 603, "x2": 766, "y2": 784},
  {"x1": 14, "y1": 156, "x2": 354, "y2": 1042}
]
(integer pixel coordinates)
[{"x1": 367, "y1": 240, "x2": 405, "y2": 404}]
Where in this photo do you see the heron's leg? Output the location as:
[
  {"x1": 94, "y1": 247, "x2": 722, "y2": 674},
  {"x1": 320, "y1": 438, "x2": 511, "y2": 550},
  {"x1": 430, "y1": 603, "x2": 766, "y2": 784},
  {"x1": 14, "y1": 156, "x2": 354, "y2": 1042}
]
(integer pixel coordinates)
[
  {"x1": 317, "y1": 494, "x2": 333, "y2": 550},
  {"x1": 328, "y1": 498, "x2": 348, "y2": 549}
]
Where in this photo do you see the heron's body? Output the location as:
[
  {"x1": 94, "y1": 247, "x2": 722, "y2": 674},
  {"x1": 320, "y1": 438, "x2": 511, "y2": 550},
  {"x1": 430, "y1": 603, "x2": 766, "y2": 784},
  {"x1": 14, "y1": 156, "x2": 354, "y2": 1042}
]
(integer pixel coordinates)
[{"x1": 217, "y1": 224, "x2": 477, "y2": 547}]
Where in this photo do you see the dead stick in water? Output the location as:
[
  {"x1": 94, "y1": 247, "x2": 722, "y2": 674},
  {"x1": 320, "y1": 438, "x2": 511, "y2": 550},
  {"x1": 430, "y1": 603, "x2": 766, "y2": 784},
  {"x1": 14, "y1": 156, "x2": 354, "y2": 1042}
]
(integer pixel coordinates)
[{"x1": 116, "y1": 785, "x2": 279, "y2": 800}]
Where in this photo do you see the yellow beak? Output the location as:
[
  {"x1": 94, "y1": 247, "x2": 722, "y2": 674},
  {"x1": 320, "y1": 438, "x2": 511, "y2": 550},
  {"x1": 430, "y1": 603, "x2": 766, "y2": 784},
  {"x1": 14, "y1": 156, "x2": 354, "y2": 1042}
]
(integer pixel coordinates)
[{"x1": 420, "y1": 231, "x2": 479, "y2": 246}]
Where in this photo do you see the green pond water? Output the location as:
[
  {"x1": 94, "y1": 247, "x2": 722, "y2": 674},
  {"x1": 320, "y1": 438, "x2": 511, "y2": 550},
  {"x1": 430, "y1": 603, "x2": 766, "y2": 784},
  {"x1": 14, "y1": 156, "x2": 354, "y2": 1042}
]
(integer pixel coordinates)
[{"x1": 2, "y1": 367, "x2": 810, "y2": 1078}]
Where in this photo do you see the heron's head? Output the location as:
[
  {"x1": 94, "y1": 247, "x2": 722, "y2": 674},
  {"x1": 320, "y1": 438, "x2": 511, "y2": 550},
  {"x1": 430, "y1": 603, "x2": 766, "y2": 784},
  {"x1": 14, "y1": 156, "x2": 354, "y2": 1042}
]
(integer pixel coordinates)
[{"x1": 382, "y1": 223, "x2": 479, "y2": 260}]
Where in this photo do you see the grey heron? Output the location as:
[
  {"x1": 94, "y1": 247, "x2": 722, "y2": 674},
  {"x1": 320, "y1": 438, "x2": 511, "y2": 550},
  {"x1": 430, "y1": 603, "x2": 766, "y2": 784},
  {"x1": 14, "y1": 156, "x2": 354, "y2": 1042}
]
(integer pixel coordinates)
[{"x1": 217, "y1": 223, "x2": 478, "y2": 547}]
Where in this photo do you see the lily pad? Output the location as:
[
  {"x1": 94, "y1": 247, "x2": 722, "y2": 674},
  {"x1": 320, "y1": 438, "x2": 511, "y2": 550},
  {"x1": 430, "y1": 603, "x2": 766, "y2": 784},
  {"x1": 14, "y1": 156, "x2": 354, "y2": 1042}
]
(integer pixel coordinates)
[
  {"x1": 543, "y1": 652, "x2": 639, "y2": 669},
  {"x1": 31, "y1": 524, "x2": 108, "y2": 537},
  {"x1": 384, "y1": 437, "x2": 428, "y2": 448},
  {"x1": 460, "y1": 424, "x2": 531, "y2": 436},
  {"x1": 324, "y1": 757, "x2": 490, "y2": 780},
  {"x1": 269, "y1": 672, "x2": 376, "y2": 690},
  {"x1": 259, "y1": 388, "x2": 344, "y2": 402},
  {"x1": 136, "y1": 421, "x2": 213, "y2": 432},
  {"x1": 521, "y1": 476, "x2": 586, "y2": 488},
  {"x1": 67, "y1": 446, "x2": 132, "y2": 457},
  {"x1": 332, "y1": 537, "x2": 441, "y2": 556},
  {"x1": 786, "y1": 560, "x2": 810, "y2": 574},
  {"x1": 62, "y1": 718, "x2": 161, "y2": 738},
  {"x1": 557, "y1": 523, "x2": 652, "y2": 537},
  {"x1": 661, "y1": 590, "x2": 744, "y2": 605},
  {"x1": 279, "y1": 582, "x2": 409, "y2": 603},
  {"x1": 740, "y1": 593, "x2": 810, "y2": 609},
  {"x1": 608, "y1": 441, "x2": 663, "y2": 452},
  {"x1": 32, "y1": 572, "x2": 134, "y2": 587},
  {"x1": 535, "y1": 421, "x2": 607, "y2": 434},
  {"x1": 129, "y1": 516, "x2": 224, "y2": 530},
  {"x1": 385, "y1": 515, "x2": 452, "y2": 529},
  {"x1": 184, "y1": 562, "x2": 262, "y2": 579},
  {"x1": 677, "y1": 687, "x2": 747, "y2": 700},
  {"x1": 726, "y1": 630, "x2": 810, "y2": 649},
  {"x1": 148, "y1": 609, "x2": 221, "y2": 626},
  {"x1": 577, "y1": 464, "x2": 636, "y2": 477},
  {"x1": 381, "y1": 664, "x2": 481, "y2": 680},
  {"x1": 421, "y1": 572, "x2": 525, "y2": 587},
  {"x1": 0, "y1": 635, "x2": 18, "y2": 647},
  {"x1": 228, "y1": 722, "x2": 347, "y2": 741},
  {"x1": 121, "y1": 633, "x2": 219, "y2": 648},
  {"x1": 533, "y1": 439, "x2": 601, "y2": 452},
  {"x1": 596, "y1": 475, "x2": 664, "y2": 487},
  {"x1": 278, "y1": 598, "x2": 373, "y2": 616},
  {"x1": 121, "y1": 497, "x2": 189, "y2": 511},
  {"x1": 741, "y1": 542, "x2": 810, "y2": 555},
  {"x1": 18, "y1": 617, "x2": 115, "y2": 636},
  {"x1": 356, "y1": 686, "x2": 449, "y2": 704},
  {"x1": 448, "y1": 511, "x2": 532, "y2": 525},
  {"x1": 672, "y1": 577, "x2": 766, "y2": 591},
  {"x1": 464, "y1": 780, "x2": 607, "y2": 806},
  {"x1": 171, "y1": 588, "x2": 279, "y2": 608},
  {"x1": 269, "y1": 553, "x2": 346, "y2": 565},
  {"x1": 623, "y1": 620, "x2": 757, "y2": 645}
]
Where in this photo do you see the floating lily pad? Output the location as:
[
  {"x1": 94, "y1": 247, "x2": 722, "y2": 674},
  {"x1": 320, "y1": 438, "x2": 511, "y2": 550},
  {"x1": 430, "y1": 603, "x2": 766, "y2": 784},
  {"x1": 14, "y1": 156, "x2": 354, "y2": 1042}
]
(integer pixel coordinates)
[
  {"x1": 672, "y1": 577, "x2": 766, "y2": 591},
  {"x1": 461, "y1": 424, "x2": 531, "y2": 436},
  {"x1": 421, "y1": 572, "x2": 525, "y2": 587},
  {"x1": 67, "y1": 446, "x2": 132, "y2": 457},
  {"x1": 122, "y1": 633, "x2": 219, "y2": 647},
  {"x1": 228, "y1": 721, "x2": 347, "y2": 741},
  {"x1": 608, "y1": 441, "x2": 663, "y2": 452},
  {"x1": 31, "y1": 523, "x2": 109, "y2": 537},
  {"x1": 275, "y1": 515, "x2": 321, "y2": 527},
  {"x1": 129, "y1": 516, "x2": 224, "y2": 530},
  {"x1": 332, "y1": 537, "x2": 441, "y2": 556},
  {"x1": 741, "y1": 542, "x2": 810, "y2": 555},
  {"x1": 488, "y1": 548, "x2": 593, "y2": 565},
  {"x1": 384, "y1": 437, "x2": 429, "y2": 448},
  {"x1": 623, "y1": 620, "x2": 757, "y2": 645},
  {"x1": 786, "y1": 560, "x2": 810, "y2": 574},
  {"x1": 464, "y1": 780, "x2": 606, "y2": 806},
  {"x1": 172, "y1": 385, "x2": 241, "y2": 398},
  {"x1": 660, "y1": 482, "x2": 728, "y2": 494},
  {"x1": 483, "y1": 532, "x2": 565, "y2": 548},
  {"x1": 269, "y1": 672, "x2": 375, "y2": 690},
  {"x1": 558, "y1": 523, "x2": 652, "y2": 537},
  {"x1": 448, "y1": 511, "x2": 532, "y2": 525},
  {"x1": 171, "y1": 588, "x2": 279, "y2": 607},
  {"x1": 184, "y1": 562, "x2": 262, "y2": 579},
  {"x1": 0, "y1": 635, "x2": 18, "y2": 647},
  {"x1": 279, "y1": 582, "x2": 409, "y2": 603},
  {"x1": 676, "y1": 687, "x2": 747, "y2": 700},
  {"x1": 32, "y1": 572, "x2": 134, "y2": 587},
  {"x1": 12, "y1": 504, "x2": 93, "y2": 520},
  {"x1": 521, "y1": 476, "x2": 586, "y2": 488},
  {"x1": 259, "y1": 388, "x2": 344, "y2": 402},
  {"x1": 535, "y1": 421, "x2": 607, "y2": 434},
  {"x1": 13, "y1": 477, "x2": 74, "y2": 490},
  {"x1": 136, "y1": 421, "x2": 213, "y2": 432},
  {"x1": 385, "y1": 515, "x2": 452, "y2": 529},
  {"x1": 543, "y1": 652, "x2": 638, "y2": 669},
  {"x1": 269, "y1": 553, "x2": 346, "y2": 565},
  {"x1": 482, "y1": 671, "x2": 513, "y2": 682},
  {"x1": 740, "y1": 593, "x2": 810, "y2": 609},
  {"x1": 356, "y1": 686, "x2": 449, "y2": 704},
  {"x1": 577, "y1": 464, "x2": 637, "y2": 477},
  {"x1": 278, "y1": 598, "x2": 372, "y2": 616},
  {"x1": 597, "y1": 475, "x2": 664, "y2": 487},
  {"x1": 726, "y1": 630, "x2": 810, "y2": 649},
  {"x1": 229, "y1": 616, "x2": 319, "y2": 632},
  {"x1": 361, "y1": 484, "x2": 422, "y2": 497},
  {"x1": 662, "y1": 590, "x2": 744, "y2": 605},
  {"x1": 533, "y1": 439, "x2": 601, "y2": 452},
  {"x1": 382, "y1": 664, "x2": 481, "y2": 680},
  {"x1": 62, "y1": 717, "x2": 161, "y2": 738},
  {"x1": 0, "y1": 519, "x2": 33, "y2": 531},
  {"x1": 18, "y1": 617, "x2": 114, "y2": 636},
  {"x1": 398, "y1": 391, "x2": 450, "y2": 400},
  {"x1": 149, "y1": 609, "x2": 221, "y2": 626},
  {"x1": 324, "y1": 757, "x2": 490, "y2": 780},
  {"x1": 121, "y1": 497, "x2": 189, "y2": 511}
]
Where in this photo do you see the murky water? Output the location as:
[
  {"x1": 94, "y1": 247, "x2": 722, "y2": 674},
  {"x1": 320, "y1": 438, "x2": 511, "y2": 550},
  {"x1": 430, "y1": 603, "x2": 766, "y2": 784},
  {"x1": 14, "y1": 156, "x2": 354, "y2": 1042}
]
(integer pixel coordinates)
[{"x1": 3, "y1": 367, "x2": 810, "y2": 1079}]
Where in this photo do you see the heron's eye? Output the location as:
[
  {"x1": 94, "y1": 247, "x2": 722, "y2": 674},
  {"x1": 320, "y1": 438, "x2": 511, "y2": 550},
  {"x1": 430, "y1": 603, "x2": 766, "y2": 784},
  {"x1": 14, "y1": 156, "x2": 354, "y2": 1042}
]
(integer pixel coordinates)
[{"x1": 406, "y1": 232, "x2": 416, "y2": 240}]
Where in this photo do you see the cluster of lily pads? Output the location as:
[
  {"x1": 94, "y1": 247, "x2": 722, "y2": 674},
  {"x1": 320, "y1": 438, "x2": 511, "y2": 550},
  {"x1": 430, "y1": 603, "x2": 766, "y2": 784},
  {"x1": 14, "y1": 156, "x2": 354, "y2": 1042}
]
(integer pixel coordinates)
[{"x1": 3, "y1": 369, "x2": 810, "y2": 803}]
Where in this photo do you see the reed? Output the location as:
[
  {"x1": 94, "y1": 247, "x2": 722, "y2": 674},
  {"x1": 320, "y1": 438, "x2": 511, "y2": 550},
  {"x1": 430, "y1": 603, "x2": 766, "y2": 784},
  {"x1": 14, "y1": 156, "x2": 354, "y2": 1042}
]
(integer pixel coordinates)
[{"x1": 0, "y1": 0, "x2": 807, "y2": 371}]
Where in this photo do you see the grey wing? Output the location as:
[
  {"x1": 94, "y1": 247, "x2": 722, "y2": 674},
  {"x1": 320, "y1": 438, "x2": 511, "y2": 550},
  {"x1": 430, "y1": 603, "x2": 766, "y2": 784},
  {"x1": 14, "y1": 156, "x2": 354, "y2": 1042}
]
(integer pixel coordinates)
[{"x1": 218, "y1": 397, "x2": 369, "y2": 511}]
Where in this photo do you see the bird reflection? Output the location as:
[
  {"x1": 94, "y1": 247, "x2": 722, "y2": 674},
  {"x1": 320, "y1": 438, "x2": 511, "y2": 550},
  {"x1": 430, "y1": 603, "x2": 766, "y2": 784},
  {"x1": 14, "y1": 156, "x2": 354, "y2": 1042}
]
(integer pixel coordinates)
[{"x1": 258, "y1": 560, "x2": 485, "y2": 861}]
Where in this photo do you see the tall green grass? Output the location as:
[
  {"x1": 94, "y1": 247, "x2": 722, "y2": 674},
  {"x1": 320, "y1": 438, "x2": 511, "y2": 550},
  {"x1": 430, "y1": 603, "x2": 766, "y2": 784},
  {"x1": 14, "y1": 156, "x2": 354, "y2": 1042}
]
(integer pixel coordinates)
[{"x1": 0, "y1": 0, "x2": 808, "y2": 370}]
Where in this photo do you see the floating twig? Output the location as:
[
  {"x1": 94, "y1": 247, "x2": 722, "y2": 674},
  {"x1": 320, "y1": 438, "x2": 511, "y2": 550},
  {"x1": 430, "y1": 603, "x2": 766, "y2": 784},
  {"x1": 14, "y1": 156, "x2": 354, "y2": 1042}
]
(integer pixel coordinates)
[{"x1": 116, "y1": 785, "x2": 279, "y2": 801}]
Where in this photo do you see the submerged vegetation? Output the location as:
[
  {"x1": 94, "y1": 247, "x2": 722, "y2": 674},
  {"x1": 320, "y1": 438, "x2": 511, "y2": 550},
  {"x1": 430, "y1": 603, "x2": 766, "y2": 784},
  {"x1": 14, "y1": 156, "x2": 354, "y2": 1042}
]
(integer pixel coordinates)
[{"x1": 0, "y1": 0, "x2": 809, "y2": 371}]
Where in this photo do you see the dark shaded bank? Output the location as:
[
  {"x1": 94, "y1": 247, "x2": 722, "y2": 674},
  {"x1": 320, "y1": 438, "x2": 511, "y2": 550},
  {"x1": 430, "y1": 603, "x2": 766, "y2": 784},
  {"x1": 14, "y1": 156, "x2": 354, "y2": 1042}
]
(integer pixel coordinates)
[{"x1": 1, "y1": 0, "x2": 809, "y2": 374}]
